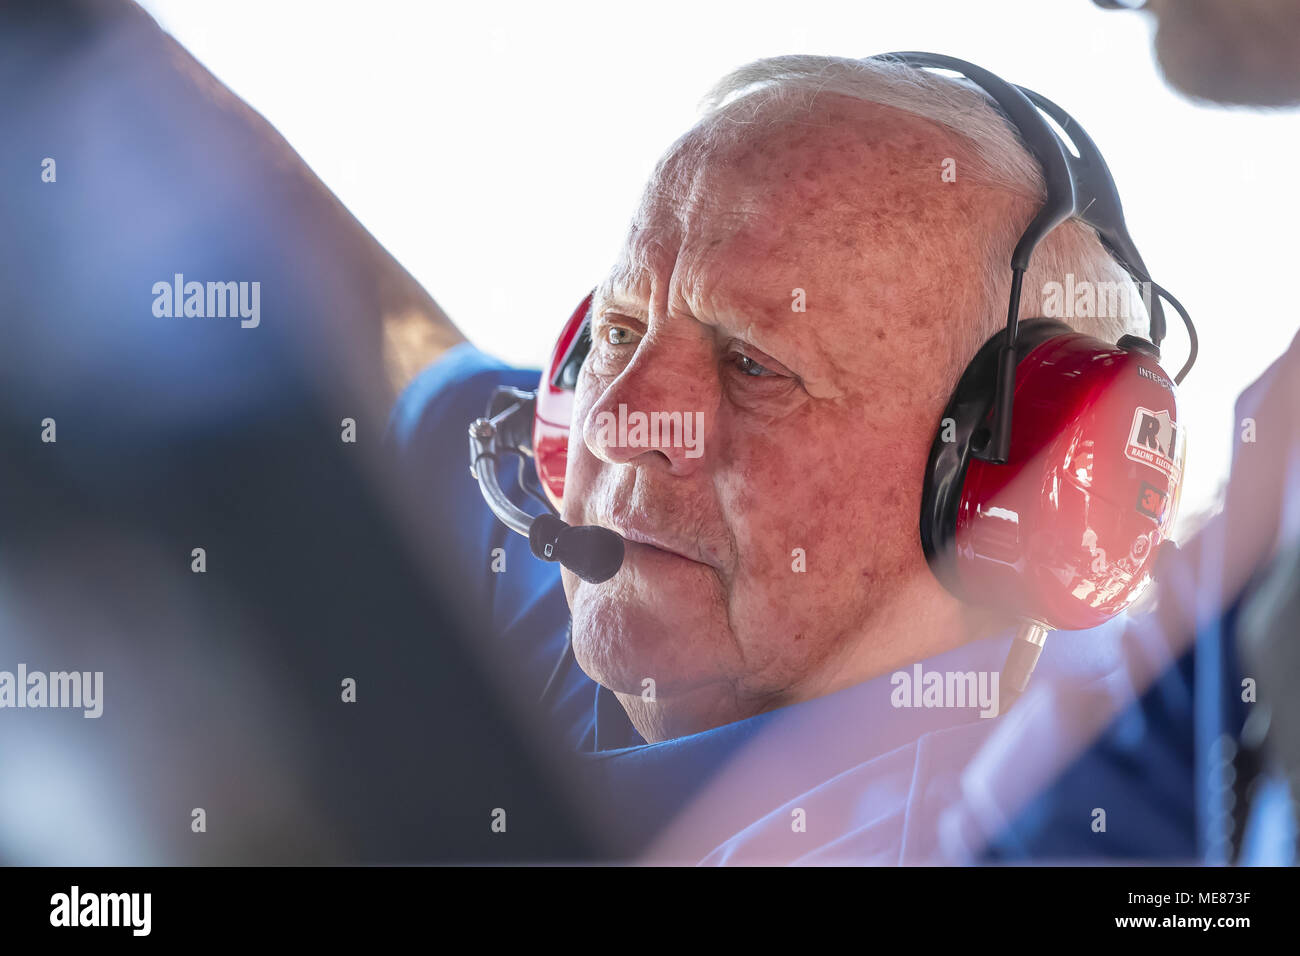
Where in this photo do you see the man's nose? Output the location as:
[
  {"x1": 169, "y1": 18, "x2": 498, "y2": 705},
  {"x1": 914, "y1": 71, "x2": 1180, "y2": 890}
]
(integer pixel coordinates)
[{"x1": 583, "y1": 333, "x2": 717, "y2": 475}]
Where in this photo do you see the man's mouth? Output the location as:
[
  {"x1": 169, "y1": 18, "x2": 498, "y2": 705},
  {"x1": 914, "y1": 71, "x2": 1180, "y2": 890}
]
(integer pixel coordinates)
[{"x1": 602, "y1": 521, "x2": 713, "y2": 568}]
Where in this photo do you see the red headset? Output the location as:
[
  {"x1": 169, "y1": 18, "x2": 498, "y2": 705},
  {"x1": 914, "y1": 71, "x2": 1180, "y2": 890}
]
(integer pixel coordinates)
[
  {"x1": 533, "y1": 291, "x2": 592, "y2": 508},
  {"x1": 483, "y1": 53, "x2": 1198, "y2": 707}
]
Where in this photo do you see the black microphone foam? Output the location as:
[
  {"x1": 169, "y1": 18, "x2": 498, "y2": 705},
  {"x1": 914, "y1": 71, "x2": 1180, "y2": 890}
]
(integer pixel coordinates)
[
  {"x1": 557, "y1": 524, "x2": 625, "y2": 583},
  {"x1": 528, "y1": 514, "x2": 625, "y2": 583}
]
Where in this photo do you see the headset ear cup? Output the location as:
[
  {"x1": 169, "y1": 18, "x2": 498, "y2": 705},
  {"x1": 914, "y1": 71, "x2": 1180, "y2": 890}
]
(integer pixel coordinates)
[
  {"x1": 921, "y1": 320, "x2": 1183, "y2": 630},
  {"x1": 921, "y1": 319, "x2": 1071, "y2": 592},
  {"x1": 533, "y1": 292, "x2": 595, "y2": 508}
]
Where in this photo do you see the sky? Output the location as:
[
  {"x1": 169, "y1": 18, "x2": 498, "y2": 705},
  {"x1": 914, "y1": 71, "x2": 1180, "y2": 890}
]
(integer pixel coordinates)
[{"x1": 138, "y1": 0, "x2": 1300, "y2": 528}]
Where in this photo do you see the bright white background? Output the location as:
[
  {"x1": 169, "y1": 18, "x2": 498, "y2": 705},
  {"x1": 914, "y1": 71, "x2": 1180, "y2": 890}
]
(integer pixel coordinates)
[{"x1": 140, "y1": 0, "x2": 1300, "y2": 525}]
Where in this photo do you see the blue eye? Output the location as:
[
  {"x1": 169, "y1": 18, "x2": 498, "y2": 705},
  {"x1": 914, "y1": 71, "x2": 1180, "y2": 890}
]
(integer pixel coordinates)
[
  {"x1": 734, "y1": 354, "x2": 772, "y2": 377},
  {"x1": 606, "y1": 326, "x2": 635, "y2": 346}
]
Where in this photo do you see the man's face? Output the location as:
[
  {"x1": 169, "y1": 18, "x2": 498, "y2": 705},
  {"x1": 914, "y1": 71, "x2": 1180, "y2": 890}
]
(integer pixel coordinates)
[{"x1": 560, "y1": 94, "x2": 1007, "y2": 735}]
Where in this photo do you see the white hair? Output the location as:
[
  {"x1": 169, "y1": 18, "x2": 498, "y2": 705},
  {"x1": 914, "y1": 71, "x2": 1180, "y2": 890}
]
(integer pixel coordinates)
[{"x1": 698, "y1": 55, "x2": 1146, "y2": 378}]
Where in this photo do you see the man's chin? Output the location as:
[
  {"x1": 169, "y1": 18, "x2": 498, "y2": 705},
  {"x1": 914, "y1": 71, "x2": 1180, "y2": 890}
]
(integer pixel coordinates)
[{"x1": 566, "y1": 587, "x2": 735, "y2": 699}]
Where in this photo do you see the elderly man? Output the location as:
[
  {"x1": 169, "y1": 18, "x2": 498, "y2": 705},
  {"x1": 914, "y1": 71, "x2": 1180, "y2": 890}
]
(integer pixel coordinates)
[
  {"x1": 391, "y1": 54, "x2": 1163, "y2": 859},
  {"x1": 562, "y1": 55, "x2": 1141, "y2": 743}
]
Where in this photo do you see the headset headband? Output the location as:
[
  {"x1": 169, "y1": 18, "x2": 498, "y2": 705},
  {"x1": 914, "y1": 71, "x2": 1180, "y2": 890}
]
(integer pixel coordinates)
[{"x1": 876, "y1": 52, "x2": 1196, "y2": 462}]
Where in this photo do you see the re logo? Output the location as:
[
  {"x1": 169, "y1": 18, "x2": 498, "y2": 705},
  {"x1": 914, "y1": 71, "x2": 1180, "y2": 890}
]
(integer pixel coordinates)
[
  {"x1": 1136, "y1": 481, "x2": 1168, "y2": 521},
  {"x1": 1124, "y1": 407, "x2": 1183, "y2": 481}
]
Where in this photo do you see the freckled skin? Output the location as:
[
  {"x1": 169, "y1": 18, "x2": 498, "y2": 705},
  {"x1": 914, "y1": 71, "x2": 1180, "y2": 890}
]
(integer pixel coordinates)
[{"x1": 562, "y1": 93, "x2": 1014, "y2": 742}]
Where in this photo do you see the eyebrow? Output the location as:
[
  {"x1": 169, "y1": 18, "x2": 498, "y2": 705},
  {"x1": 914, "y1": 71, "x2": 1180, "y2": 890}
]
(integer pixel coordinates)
[
  {"x1": 592, "y1": 286, "x2": 649, "y2": 322},
  {"x1": 691, "y1": 293, "x2": 786, "y2": 358},
  {"x1": 597, "y1": 277, "x2": 801, "y2": 365},
  {"x1": 698, "y1": 293, "x2": 849, "y2": 394}
]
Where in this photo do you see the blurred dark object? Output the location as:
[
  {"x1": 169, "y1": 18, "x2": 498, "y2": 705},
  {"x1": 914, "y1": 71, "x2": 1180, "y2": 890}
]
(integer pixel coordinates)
[
  {"x1": 1097, "y1": 0, "x2": 1300, "y2": 108},
  {"x1": 0, "y1": 0, "x2": 597, "y2": 863},
  {"x1": 1234, "y1": 540, "x2": 1300, "y2": 860}
]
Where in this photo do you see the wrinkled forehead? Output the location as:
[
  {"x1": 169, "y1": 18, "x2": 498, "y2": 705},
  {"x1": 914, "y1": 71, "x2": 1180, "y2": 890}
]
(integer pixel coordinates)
[
  {"x1": 599, "y1": 93, "x2": 990, "y2": 385},
  {"x1": 657, "y1": 93, "x2": 973, "y2": 225}
]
